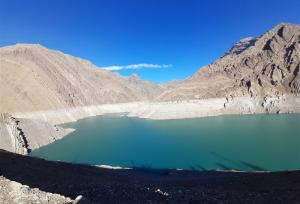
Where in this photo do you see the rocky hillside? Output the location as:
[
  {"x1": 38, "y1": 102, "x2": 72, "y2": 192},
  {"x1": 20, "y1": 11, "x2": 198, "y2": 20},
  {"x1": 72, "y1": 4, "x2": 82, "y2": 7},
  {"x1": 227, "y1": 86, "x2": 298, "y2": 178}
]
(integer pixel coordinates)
[
  {"x1": 157, "y1": 23, "x2": 300, "y2": 101},
  {"x1": 0, "y1": 44, "x2": 165, "y2": 113}
]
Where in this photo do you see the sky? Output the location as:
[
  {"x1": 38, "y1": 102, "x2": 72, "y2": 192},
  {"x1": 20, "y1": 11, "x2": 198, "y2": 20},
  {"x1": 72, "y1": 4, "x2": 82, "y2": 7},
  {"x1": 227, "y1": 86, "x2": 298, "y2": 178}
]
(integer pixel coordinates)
[{"x1": 0, "y1": 0, "x2": 299, "y2": 82}]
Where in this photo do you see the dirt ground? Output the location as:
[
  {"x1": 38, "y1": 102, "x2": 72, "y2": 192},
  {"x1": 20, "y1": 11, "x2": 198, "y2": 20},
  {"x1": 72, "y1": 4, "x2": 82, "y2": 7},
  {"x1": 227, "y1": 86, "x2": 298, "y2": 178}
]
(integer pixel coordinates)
[{"x1": 0, "y1": 149, "x2": 300, "y2": 204}]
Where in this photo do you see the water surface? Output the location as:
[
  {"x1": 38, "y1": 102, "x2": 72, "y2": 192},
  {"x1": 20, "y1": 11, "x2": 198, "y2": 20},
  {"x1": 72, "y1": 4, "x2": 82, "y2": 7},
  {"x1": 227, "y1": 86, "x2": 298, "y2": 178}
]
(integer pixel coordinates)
[{"x1": 31, "y1": 114, "x2": 300, "y2": 171}]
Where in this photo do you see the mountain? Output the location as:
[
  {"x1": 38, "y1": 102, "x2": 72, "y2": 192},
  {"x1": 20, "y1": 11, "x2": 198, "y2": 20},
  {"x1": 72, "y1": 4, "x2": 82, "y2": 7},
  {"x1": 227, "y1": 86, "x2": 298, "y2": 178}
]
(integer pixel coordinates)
[
  {"x1": 1, "y1": 23, "x2": 300, "y2": 154},
  {"x1": 157, "y1": 23, "x2": 300, "y2": 101},
  {"x1": 123, "y1": 73, "x2": 167, "y2": 98},
  {"x1": 1, "y1": 23, "x2": 299, "y2": 112},
  {"x1": 0, "y1": 44, "x2": 165, "y2": 113}
]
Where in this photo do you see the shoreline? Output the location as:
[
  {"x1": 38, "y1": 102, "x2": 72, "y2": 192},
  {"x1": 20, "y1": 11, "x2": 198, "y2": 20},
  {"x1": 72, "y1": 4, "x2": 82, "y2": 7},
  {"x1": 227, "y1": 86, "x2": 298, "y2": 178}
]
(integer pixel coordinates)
[
  {"x1": 12, "y1": 94, "x2": 300, "y2": 122},
  {"x1": 1, "y1": 94, "x2": 300, "y2": 154}
]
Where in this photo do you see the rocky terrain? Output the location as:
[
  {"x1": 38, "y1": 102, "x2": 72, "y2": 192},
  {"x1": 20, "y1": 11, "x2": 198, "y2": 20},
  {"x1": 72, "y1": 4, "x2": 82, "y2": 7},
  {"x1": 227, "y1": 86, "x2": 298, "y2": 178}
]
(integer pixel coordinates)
[
  {"x1": 1, "y1": 149, "x2": 300, "y2": 204},
  {"x1": 0, "y1": 113, "x2": 73, "y2": 154},
  {"x1": 157, "y1": 23, "x2": 300, "y2": 100},
  {"x1": 0, "y1": 176, "x2": 73, "y2": 204}
]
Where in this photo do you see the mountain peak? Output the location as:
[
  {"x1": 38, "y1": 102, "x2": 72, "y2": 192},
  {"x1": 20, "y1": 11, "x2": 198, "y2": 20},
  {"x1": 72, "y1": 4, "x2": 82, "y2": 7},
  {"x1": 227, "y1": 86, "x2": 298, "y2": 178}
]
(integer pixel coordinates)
[
  {"x1": 15, "y1": 43, "x2": 44, "y2": 47},
  {"x1": 129, "y1": 73, "x2": 141, "y2": 80},
  {"x1": 159, "y1": 22, "x2": 300, "y2": 101},
  {"x1": 263, "y1": 22, "x2": 300, "y2": 42},
  {"x1": 0, "y1": 43, "x2": 47, "y2": 56},
  {"x1": 5, "y1": 43, "x2": 45, "y2": 51},
  {"x1": 226, "y1": 37, "x2": 258, "y2": 56}
]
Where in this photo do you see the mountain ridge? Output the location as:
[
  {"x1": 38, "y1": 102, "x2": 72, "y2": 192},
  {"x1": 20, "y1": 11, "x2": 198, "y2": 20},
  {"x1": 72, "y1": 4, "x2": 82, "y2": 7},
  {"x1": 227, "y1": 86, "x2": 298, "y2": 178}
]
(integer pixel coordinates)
[
  {"x1": 156, "y1": 23, "x2": 300, "y2": 101},
  {"x1": 1, "y1": 23, "x2": 300, "y2": 113},
  {"x1": 0, "y1": 43, "x2": 167, "y2": 112}
]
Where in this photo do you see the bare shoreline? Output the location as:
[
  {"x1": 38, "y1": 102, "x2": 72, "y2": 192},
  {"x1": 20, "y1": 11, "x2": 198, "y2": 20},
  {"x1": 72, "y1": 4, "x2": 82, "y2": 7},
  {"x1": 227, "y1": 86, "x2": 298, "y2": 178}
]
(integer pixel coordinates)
[{"x1": 1, "y1": 95, "x2": 300, "y2": 154}]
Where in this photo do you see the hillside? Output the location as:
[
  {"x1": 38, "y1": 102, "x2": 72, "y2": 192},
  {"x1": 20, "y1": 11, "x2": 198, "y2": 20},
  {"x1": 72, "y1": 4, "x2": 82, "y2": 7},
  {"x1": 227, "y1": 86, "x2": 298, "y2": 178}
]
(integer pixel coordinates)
[
  {"x1": 0, "y1": 44, "x2": 165, "y2": 113},
  {"x1": 157, "y1": 23, "x2": 300, "y2": 101}
]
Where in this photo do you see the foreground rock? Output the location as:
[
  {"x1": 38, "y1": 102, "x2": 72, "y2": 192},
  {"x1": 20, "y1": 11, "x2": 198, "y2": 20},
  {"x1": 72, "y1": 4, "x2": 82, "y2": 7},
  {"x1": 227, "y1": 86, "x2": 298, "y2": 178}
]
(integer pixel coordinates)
[
  {"x1": 0, "y1": 113, "x2": 73, "y2": 153},
  {"x1": 0, "y1": 149, "x2": 300, "y2": 204},
  {"x1": 0, "y1": 176, "x2": 73, "y2": 204}
]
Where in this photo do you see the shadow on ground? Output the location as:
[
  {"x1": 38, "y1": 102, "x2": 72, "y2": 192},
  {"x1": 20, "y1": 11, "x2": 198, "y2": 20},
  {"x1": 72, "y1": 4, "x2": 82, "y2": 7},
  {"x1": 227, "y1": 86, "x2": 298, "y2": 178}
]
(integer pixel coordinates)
[{"x1": 0, "y1": 149, "x2": 299, "y2": 204}]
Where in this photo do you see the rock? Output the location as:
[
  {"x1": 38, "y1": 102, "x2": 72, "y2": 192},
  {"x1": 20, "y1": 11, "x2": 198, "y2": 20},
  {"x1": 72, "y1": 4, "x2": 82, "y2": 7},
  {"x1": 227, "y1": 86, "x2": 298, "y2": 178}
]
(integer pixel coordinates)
[
  {"x1": 73, "y1": 195, "x2": 94, "y2": 204},
  {"x1": 155, "y1": 189, "x2": 169, "y2": 197},
  {"x1": 0, "y1": 176, "x2": 73, "y2": 204}
]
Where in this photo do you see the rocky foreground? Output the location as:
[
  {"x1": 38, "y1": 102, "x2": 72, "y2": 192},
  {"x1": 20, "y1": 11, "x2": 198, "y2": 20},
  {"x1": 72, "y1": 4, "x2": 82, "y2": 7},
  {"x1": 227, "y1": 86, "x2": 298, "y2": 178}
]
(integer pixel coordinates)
[
  {"x1": 0, "y1": 149, "x2": 300, "y2": 204},
  {"x1": 0, "y1": 176, "x2": 73, "y2": 204}
]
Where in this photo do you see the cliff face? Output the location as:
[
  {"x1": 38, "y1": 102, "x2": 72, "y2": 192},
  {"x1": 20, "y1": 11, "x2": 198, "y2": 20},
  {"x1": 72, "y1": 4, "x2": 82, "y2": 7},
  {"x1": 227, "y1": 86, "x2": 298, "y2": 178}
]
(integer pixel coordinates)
[
  {"x1": 0, "y1": 44, "x2": 165, "y2": 113},
  {"x1": 157, "y1": 23, "x2": 300, "y2": 101}
]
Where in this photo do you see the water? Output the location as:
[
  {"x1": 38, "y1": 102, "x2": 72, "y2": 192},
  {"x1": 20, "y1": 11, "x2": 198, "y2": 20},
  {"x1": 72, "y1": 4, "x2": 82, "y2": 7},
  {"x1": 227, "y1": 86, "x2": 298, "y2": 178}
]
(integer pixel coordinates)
[{"x1": 30, "y1": 114, "x2": 300, "y2": 171}]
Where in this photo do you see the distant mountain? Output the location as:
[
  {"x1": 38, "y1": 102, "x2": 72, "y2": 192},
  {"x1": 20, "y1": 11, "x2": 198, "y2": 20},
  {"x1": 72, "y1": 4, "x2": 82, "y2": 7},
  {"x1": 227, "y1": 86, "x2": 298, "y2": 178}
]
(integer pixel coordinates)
[
  {"x1": 157, "y1": 23, "x2": 300, "y2": 101},
  {"x1": 0, "y1": 44, "x2": 165, "y2": 112}
]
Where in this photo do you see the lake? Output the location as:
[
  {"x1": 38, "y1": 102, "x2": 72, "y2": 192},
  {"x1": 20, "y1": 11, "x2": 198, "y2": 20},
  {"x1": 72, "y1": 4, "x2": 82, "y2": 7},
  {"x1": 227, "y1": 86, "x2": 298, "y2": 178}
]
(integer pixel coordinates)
[{"x1": 30, "y1": 114, "x2": 300, "y2": 172}]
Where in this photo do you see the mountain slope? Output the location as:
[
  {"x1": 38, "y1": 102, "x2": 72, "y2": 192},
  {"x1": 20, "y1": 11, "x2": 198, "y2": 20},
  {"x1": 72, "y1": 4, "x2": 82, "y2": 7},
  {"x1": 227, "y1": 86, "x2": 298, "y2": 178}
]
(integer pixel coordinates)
[
  {"x1": 157, "y1": 23, "x2": 300, "y2": 101},
  {"x1": 0, "y1": 44, "x2": 164, "y2": 112}
]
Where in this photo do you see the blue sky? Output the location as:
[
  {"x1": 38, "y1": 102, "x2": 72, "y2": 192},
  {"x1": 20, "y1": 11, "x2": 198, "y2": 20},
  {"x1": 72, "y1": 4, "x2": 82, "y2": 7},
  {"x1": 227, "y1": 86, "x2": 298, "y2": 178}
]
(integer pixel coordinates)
[{"x1": 0, "y1": 0, "x2": 299, "y2": 82}]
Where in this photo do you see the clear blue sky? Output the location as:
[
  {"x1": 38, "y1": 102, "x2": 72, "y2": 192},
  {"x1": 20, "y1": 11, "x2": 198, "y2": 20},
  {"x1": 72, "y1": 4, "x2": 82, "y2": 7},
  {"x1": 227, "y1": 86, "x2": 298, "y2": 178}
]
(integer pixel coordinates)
[{"x1": 0, "y1": 0, "x2": 299, "y2": 82}]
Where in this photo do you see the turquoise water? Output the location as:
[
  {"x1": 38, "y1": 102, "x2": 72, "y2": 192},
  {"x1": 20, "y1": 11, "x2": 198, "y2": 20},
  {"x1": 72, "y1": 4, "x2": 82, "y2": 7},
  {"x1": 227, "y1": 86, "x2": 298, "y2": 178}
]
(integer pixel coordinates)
[{"x1": 30, "y1": 114, "x2": 300, "y2": 171}]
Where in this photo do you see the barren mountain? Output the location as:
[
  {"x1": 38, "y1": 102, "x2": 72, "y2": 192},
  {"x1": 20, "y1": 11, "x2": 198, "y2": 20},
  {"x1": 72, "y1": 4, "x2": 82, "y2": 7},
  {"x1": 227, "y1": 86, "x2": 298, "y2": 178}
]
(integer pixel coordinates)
[
  {"x1": 1, "y1": 23, "x2": 299, "y2": 113},
  {"x1": 157, "y1": 23, "x2": 300, "y2": 101},
  {"x1": 1, "y1": 23, "x2": 300, "y2": 154},
  {"x1": 0, "y1": 44, "x2": 164, "y2": 113}
]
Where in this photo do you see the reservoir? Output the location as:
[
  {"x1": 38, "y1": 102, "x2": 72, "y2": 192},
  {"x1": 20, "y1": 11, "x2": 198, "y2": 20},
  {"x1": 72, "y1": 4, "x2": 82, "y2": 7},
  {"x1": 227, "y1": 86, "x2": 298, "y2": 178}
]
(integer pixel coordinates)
[{"x1": 30, "y1": 114, "x2": 300, "y2": 172}]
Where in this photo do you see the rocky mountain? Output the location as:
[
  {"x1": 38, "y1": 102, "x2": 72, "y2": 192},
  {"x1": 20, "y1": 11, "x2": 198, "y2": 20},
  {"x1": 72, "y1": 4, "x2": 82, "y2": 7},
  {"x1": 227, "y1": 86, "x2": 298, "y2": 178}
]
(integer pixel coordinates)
[
  {"x1": 1, "y1": 23, "x2": 299, "y2": 113},
  {"x1": 123, "y1": 73, "x2": 166, "y2": 99},
  {"x1": 0, "y1": 44, "x2": 165, "y2": 113},
  {"x1": 157, "y1": 23, "x2": 300, "y2": 101},
  {"x1": 1, "y1": 23, "x2": 300, "y2": 155}
]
